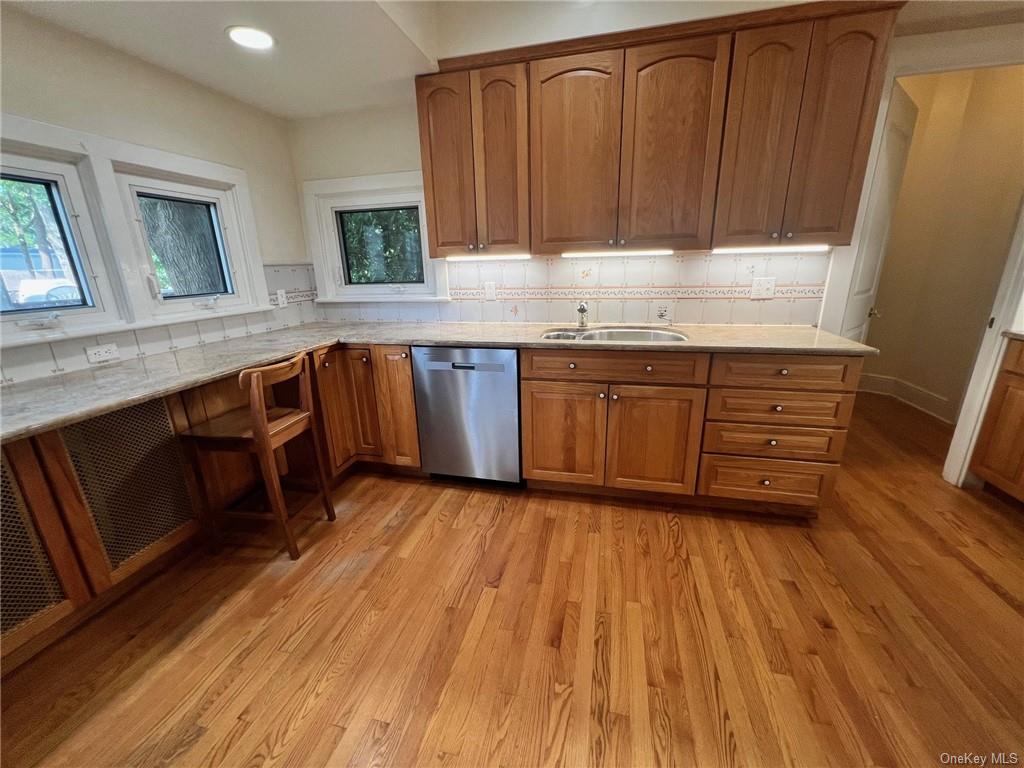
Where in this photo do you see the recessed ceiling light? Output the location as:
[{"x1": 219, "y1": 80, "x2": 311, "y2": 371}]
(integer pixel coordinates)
[{"x1": 227, "y1": 26, "x2": 274, "y2": 51}]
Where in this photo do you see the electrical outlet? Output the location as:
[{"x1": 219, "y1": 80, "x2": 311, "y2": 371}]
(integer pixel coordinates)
[
  {"x1": 85, "y1": 343, "x2": 120, "y2": 365},
  {"x1": 484, "y1": 281, "x2": 497, "y2": 301},
  {"x1": 655, "y1": 304, "x2": 671, "y2": 321},
  {"x1": 276, "y1": 289, "x2": 288, "y2": 306},
  {"x1": 751, "y1": 277, "x2": 776, "y2": 300}
]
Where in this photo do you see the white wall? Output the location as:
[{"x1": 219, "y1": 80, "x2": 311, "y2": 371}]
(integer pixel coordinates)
[
  {"x1": 863, "y1": 65, "x2": 1024, "y2": 422},
  {"x1": 0, "y1": 7, "x2": 307, "y2": 264}
]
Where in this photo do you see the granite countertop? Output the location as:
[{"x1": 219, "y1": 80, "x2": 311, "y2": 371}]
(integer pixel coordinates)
[{"x1": 0, "y1": 321, "x2": 874, "y2": 442}]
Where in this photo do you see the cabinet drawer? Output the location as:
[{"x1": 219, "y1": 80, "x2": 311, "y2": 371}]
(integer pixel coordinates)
[
  {"x1": 703, "y1": 422, "x2": 847, "y2": 462},
  {"x1": 706, "y1": 388, "x2": 855, "y2": 427},
  {"x1": 698, "y1": 454, "x2": 837, "y2": 507},
  {"x1": 522, "y1": 348, "x2": 709, "y2": 384},
  {"x1": 709, "y1": 354, "x2": 863, "y2": 391}
]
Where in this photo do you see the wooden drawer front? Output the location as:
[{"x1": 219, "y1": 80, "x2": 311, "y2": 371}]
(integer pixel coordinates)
[
  {"x1": 1003, "y1": 339, "x2": 1024, "y2": 376},
  {"x1": 703, "y1": 422, "x2": 847, "y2": 462},
  {"x1": 522, "y1": 349, "x2": 709, "y2": 384},
  {"x1": 698, "y1": 454, "x2": 836, "y2": 507},
  {"x1": 706, "y1": 388, "x2": 855, "y2": 427},
  {"x1": 710, "y1": 354, "x2": 863, "y2": 391}
]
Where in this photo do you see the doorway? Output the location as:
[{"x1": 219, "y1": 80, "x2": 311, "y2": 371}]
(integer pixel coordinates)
[{"x1": 856, "y1": 64, "x2": 1024, "y2": 434}]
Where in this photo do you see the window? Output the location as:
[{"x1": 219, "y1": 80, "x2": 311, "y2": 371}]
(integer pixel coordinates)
[
  {"x1": 0, "y1": 174, "x2": 92, "y2": 314},
  {"x1": 136, "y1": 193, "x2": 233, "y2": 299},
  {"x1": 337, "y1": 206, "x2": 424, "y2": 285},
  {"x1": 304, "y1": 171, "x2": 446, "y2": 303}
]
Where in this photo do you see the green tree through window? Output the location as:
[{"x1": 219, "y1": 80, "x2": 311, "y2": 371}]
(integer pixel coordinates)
[{"x1": 337, "y1": 207, "x2": 424, "y2": 285}]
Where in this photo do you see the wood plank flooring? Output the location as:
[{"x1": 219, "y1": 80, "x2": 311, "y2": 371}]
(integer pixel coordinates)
[{"x1": 3, "y1": 393, "x2": 1022, "y2": 767}]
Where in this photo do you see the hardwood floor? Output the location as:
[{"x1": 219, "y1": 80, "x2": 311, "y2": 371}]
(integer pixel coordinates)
[{"x1": 3, "y1": 393, "x2": 1022, "y2": 767}]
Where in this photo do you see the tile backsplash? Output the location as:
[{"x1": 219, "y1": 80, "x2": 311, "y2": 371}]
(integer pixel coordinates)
[
  {"x1": 0, "y1": 264, "x2": 323, "y2": 385},
  {"x1": 323, "y1": 251, "x2": 829, "y2": 326},
  {"x1": 1, "y1": 252, "x2": 829, "y2": 385}
]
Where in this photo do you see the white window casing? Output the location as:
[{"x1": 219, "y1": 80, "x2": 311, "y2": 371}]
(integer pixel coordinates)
[{"x1": 303, "y1": 171, "x2": 449, "y2": 303}]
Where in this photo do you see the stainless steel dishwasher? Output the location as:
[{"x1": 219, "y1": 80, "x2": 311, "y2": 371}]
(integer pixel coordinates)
[{"x1": 411, "y1": 346, "x2": 520, "y2": 483}]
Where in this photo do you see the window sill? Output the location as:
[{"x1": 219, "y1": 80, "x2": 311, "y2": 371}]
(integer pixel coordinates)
[
  {"x1": 316, "y1": 296, "x2": 452, "y2": 304},
  {"x1": 0, "y1": 303, "x2": 276, "y2": 349}
]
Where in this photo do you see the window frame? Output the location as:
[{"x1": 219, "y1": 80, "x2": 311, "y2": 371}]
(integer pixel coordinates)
[
  {"x1": 304, "y1": 171, "x2": 447, "y2": 303},
  {"x1": 117, "y1": 173, "x2": 259, "y2": 320},
  {"x1": 0, "y1": 154, "x2": 122, "y2": 342}
]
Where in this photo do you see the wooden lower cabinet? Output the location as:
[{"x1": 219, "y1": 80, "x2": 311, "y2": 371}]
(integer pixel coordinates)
[
  {"x1": 970, "y1": 340, "x2": 1024, "y2": 501},
  {"x1": 313, "y1": 347, "x2": 358, "y2": 473},
  {"x1": 521, "y1": 380, "x2": 608, "y2": 485},
  {"x1": 342, "y1": 348, "x2": 383, "y2": 457},
  {"x1": 371, "y1": 346, "x2": 421, "y2": 468},
  {"x1": 605, "y1": 385, "x2": 705, "y2": 494},
  {"x1": 1, "y1": 440, "x2": 92, "y2": 659},
  {"x1": 698, "y1": 454, "x2": 837, "y2": 507}
]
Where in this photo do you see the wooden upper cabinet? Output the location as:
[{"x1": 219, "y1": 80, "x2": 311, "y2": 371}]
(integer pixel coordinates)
[
  {"x1": 782, "y1": 10, "x2": 897, "y2": 244},
  {"x1": 530, "y1": 50, "x2": 624, "y2": 254},
  {"x1": 618, "y1": 35, "x2": 730, "y2": 250},
  {"x1": 371, "y1": 346, "x2": 421, "y2": 468},
  {"x1": 713, "y1": 21, "x2": 812, "y2": 247},
  {"x1": 416, "y1": 72, "x2": 477, "y2": 257},
  {"x1": 605, "y1": 385, "x2": 705, "y2": 495},
  {"x1": 470, "y1": 64, "x2": 529, "y2": 254}
]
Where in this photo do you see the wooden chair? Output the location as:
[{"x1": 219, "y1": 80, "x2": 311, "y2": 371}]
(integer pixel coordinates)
[{"x1": 180, "y1": 352, "x2": 336, "y2": 559}]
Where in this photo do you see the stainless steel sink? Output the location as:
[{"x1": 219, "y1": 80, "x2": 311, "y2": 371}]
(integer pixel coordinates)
[{"x1": 540, "y1": 326, "x2": 688, "y2": 342}]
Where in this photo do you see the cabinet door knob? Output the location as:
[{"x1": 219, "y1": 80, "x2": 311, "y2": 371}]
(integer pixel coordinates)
[
  {"x1": 619, "y1": 239, "x2": 626, "y2": 246},
  {"x1": 786, "y1": 232, "x2": 794, "y2": 239},
  {"x1": 644, "y1": 364, "x2": 653, "y2": 372},
  {"x1": 770, "y1": 232, "x2": 779, "y2": 239},
  {"x1": 779, "y1": 368, "x2": 790, "y2": 376},
  {"x1": 607, "y1": 239, "x2": 614, "y2": 246},
  {"x1": 768, "y1": 439, "x2": 778, "y2": 447},
  {"x1": 568, "y1": 362, "x2": 576, "y2": 369},
  {"x1": 478, "y1": 243, "x2": 486, "y2": 250},
  {"x1": 598, "y1": 392, "x2": 606, "y2": 399},
  {"x1": 468, "y1": 243, "x2": 475, "y2": 250},
  {"x1": 401, "y1": 352, "x2": 408, "y2": 359},
  {"x1": 774, "y1": 405, "x2": 784, "y2": 412},
  {"x1": 611, "y1": 394, "x2": 619, "y2": 400},
  {"x1": 361, "y1": 356, "x2": 368, "y2": 363},
  {"x1": 323, "y1": 361, "x2": 329, "y2": 368},
  {"x1": 761, "y1": 479, "x2": 772, "y2": 487}
]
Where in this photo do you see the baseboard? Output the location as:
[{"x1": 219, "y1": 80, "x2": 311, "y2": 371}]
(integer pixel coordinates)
[{"x1": 859, "y1": 373, "x2": 956, "y2": 424}]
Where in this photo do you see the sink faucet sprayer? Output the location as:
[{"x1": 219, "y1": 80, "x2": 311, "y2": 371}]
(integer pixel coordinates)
[{"x1": 576, "y1": 301, "x2": 589, "y2": 328}]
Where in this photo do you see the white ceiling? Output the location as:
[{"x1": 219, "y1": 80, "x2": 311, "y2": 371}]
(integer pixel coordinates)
[
  {"x1": 12, "y1": 1, "x2": 435, "y2": 119},
  {"x1": 13, "y1": 0, "x2": 1024, "y2": 122}
]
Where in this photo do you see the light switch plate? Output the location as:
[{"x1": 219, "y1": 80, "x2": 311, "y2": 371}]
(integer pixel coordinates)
[
  {"x1": 751, "y1": 277, "x2": 776, "y2": 300},
  {"x1": 276, "y1": 289, "x2": 288, "y2": 306},
  {"x1": 484, "y1": 281, "x2": 497, "y2": 301},
  {"x1": 85, "y1": 343, "x2": 120, "y2": 365}
]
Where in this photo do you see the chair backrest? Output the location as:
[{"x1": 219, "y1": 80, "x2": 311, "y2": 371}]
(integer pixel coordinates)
[{"x1": 238, "y1": 352, "x2": 312, "y2": 441}]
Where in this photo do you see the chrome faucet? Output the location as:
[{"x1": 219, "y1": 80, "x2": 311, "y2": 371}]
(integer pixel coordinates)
[{"x1": 576, "y1": 301, "x2": 589, "y2": 328}]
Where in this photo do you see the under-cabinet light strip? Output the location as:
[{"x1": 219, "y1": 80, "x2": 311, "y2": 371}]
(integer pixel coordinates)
[
  {"x1": 444, "y1": 253, "x2": 532, "y2": 262},
  {"x1": 561, "y1": 250, "x2": 673, "y2": 258},
  {"x1": 711, "y1": 245, "x2": 831, "y2": 254}
]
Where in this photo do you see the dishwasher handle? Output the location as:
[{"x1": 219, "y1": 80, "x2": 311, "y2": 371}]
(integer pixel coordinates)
[{"x1": 451, "y1": 362, "x2": 476, "y2": 370}]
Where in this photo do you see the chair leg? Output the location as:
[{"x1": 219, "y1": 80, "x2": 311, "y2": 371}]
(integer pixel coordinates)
[
  {"x1": 180, "y1": 439, "x2": 220, "y2": 548},
  {"x1": 255, "y1": 443, "x2": 300, "y2": 560},
  {"x1": 308, "y1": 428, "x2": 336, "y2": 522}
]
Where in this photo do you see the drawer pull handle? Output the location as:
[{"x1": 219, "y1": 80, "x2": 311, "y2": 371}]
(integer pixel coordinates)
[
  {"x1": 644, "y1": 365, "x2": 653, "y2": 372},
  {"x1": 598, "y1": 393, "x2": 606, "y2": 399},
  {"x1": 568, "y1": 362, "x2": 576, "y2": 369},
  {"x1": 774, "y1": 405, "x2": 784, "y2": 412},
  {"x1": 401, "y1": 352, "x2": 408, "y2": 359},
  {"x1": 779, "y1": 368, "x2": 790, "y2": 376},
  {"x1": 768, "y1": 439, "x2": 778, "y2": 446},
  {"x1": 761, "y1": 479, "x2": 772, "y2": 487},
  {"x1": 611, "y1": 394, "x2": 619, "y2": 400}
]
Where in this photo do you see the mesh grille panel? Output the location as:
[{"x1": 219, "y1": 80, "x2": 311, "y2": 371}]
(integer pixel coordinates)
[
  {"x1": 2, "y1": 453, "x2": 66, "y2": 635},
  {"x1": 61, "y1": 400, "x2": 194, "y2": 570}
]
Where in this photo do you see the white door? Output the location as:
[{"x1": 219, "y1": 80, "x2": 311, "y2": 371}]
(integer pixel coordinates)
[{"x1": 840, "y1": 82, "x2": 919, "y2": 342}]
